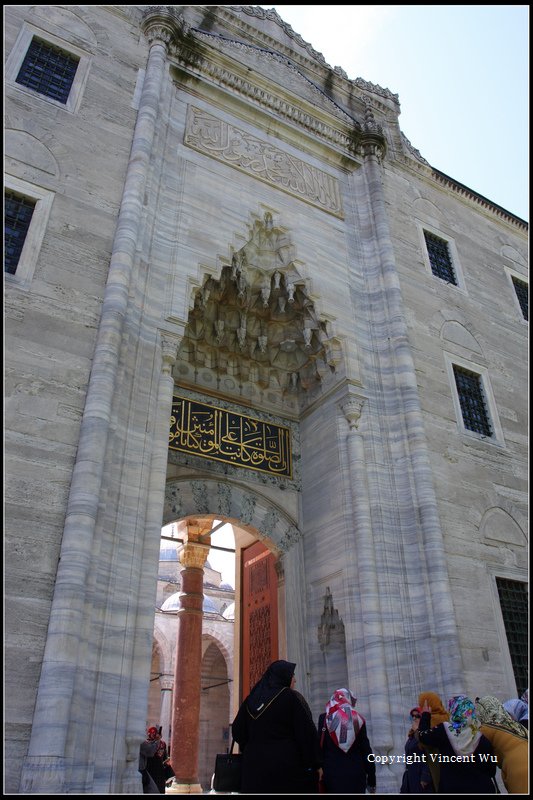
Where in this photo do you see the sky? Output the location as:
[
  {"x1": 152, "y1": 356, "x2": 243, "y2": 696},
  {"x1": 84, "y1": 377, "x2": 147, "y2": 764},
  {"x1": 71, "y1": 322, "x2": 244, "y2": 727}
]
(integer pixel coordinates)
[{"x1": 259, "y1": 5, "x2": 529, "y2": 221}]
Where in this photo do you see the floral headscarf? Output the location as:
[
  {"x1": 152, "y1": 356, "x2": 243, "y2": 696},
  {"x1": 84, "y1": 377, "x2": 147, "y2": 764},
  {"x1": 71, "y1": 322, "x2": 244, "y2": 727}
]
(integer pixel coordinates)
[
  {"x1": 418, "y1": 691, "x2": 449, "y2": 726},
  {"x1": 325, "y1": 688, "x2": 365, "y2": 753},
  {"x1": 444, "y1": 695, "x2": 481, "y2": 755},
  {"x1": 476, "y1": 695, "x2": 528, "y2": 740}
]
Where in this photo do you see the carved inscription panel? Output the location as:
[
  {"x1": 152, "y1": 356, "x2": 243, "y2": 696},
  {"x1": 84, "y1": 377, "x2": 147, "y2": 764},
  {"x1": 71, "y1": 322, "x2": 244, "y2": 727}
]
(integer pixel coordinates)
[{"x1": 184, "y1": 106, "x2": 344, "y2": 217}]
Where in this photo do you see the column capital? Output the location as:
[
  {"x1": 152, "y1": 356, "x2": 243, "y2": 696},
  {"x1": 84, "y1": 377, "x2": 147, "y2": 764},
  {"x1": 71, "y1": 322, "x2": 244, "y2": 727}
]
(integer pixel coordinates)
[
  {"x1": 179, "y1": 538, "x2": 210, "y2": 570},
  {"x1": 159, "y1": 331, "x2": 180, "y2": 375},
  {"x1": 141, "y1": 6, "x2": 188, "y2": 47},
  {"x1": 341, "y1": 395, "x2": 365, "y2": 430}
]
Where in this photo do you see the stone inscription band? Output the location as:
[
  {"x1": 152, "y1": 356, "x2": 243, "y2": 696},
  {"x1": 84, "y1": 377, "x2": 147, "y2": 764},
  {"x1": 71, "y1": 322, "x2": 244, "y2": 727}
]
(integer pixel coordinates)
[{"x1": 184, "y1": 105, "x2": 344, "y2": 217}]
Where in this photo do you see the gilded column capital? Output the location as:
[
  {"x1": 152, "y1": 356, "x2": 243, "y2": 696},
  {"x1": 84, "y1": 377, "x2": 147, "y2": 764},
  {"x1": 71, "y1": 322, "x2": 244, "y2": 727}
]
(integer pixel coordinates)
[
  {"x1": 141, "y1": 6, "x2": 188, "y2": 47},
  {"x1": 342, "y1": 396, "x2": 365, "y2": 430},
  {"x1": 179, "y1": 541, "x2": 210, "y2": 569}
]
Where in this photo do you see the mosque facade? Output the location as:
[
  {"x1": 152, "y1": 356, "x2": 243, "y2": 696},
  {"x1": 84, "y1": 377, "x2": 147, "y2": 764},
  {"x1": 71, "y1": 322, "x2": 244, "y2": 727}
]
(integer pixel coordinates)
[{"x1": 4, "y1": 4, "x2": 528, "y2": 794}]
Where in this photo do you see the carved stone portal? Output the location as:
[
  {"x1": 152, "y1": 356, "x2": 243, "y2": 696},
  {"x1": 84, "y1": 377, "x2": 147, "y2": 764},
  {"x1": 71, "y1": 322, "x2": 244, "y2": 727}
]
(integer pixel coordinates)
[{"x1": 174, "y1": 213, "x2": 341, "y2": 412}]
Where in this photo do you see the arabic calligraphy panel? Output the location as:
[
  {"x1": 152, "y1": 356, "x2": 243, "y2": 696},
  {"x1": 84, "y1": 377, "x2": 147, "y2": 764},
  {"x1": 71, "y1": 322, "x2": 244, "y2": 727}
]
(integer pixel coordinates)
[{"x1": 169, "y1": 395, "x2": 292, "y2": 478}]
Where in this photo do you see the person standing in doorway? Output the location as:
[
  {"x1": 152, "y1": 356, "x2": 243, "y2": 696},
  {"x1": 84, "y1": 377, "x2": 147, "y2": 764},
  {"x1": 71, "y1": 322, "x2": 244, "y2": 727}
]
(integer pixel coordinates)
[{"x1": 232, "y1": 659, "x2": 321, "y2": 794}]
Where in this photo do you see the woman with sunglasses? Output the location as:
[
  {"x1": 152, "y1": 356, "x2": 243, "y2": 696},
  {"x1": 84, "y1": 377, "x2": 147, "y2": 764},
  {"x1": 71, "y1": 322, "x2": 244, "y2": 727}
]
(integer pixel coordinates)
[{"x1": 400, "y1": 707, "x2": 434, "y2": 793}]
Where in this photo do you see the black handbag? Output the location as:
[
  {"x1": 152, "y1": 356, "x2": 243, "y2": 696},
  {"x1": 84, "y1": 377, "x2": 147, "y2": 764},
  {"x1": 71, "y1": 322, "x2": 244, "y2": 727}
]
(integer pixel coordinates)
[{"x1": 212, "y1": 738, "x2": 243, "y2": 793}]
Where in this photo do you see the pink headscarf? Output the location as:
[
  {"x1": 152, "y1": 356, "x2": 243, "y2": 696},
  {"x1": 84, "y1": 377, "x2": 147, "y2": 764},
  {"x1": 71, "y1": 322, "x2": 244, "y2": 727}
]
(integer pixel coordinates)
[{"x1": 325, "y1": 689, "x2": 365, "y2": 753}]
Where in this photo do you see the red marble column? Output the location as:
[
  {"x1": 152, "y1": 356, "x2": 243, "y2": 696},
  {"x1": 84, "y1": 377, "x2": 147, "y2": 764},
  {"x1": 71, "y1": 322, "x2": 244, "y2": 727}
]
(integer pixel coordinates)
[{"x1": 169, "y1": 522, "x2": 210, "y2": 793}]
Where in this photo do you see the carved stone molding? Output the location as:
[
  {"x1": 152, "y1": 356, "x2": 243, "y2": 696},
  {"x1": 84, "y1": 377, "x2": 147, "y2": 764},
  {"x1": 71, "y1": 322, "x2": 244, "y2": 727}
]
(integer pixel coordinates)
[
  {"x1": 171, "y1": 53, "x2": 361, "y2": 162},
  {"x1": 226, "y1": 6, "x2": 400, "y2": 106}
]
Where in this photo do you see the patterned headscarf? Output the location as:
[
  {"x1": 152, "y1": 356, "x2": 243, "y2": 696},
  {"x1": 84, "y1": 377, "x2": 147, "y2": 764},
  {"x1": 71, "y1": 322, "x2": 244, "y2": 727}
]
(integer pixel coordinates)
[
  {"x1": 476, "y1": 695, "x2": 528, "y2": 740},
  {"x1": 444, "y1": 695, "x2": 481, "y2": 755},
  {"x1": 325, "y1": 688, "x2": 365, "y2": 753},
  {"x1": 503, "y1": 698, "x2": 528, "y2": 724},
  {"x1": 418, "y1": 691, "x2": 449, "y2": 726}
]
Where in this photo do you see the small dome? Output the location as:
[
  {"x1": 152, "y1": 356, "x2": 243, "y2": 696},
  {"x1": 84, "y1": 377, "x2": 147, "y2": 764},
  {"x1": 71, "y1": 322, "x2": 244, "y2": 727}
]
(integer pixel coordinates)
[
  {"x1": 220, "y1": 582, "x2": 234, "y2": 591},
  {"x1": 161, "y1": 592, "x2": 181, "y2": 611},
  {"x1": 159, "y1": 547, "x2": 178, "y2": 561},
  {"x1": 160, "y1": 592, "x2": 222, "y2": 615},
  {"x1": 222, "y1": 602, "x2": 235, "y2": 620},
  {"x1": 202, "y1": 596, "x2": 220, "y2": 614}
]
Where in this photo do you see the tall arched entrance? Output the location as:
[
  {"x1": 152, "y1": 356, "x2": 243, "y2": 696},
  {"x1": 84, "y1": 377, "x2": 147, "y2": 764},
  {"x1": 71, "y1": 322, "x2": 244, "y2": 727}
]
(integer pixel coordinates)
[{"x1": 155, "y1": 484, "x2": 305, "y2": 792}]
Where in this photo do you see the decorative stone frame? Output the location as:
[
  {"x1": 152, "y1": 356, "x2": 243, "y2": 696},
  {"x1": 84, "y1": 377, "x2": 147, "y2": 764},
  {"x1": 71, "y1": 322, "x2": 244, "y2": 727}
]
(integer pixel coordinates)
[
  {"x1": 443, "y1": 352, "x2": 505, "y2": 446},
  {"x1": 5, "y1": 22, "x2": 92, "y2": 114},
  {"x1": 416, "y1": 220, "x2": 468, "y2": 294},
  {"x1": 4, "y1": 174, "x2": 55, "y2": 290}
]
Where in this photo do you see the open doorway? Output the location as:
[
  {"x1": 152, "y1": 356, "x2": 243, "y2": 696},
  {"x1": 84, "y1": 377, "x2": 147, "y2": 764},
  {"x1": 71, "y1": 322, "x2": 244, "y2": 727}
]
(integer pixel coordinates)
[{"x1": 148, "y1": 517, "x2": 283, "y2": 790}]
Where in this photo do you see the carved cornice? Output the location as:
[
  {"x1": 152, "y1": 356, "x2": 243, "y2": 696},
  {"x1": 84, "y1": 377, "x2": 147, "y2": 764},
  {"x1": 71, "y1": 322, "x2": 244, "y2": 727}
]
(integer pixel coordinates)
[
  {"x1": 227, "y1": 6, "x2": 399, "y2": 106},
  {"x1": 170, "y1": 44, "x2": 361, "y2": 161},
  {"x1": 432, "y1": 171, "x2": 528, "y2": 231}
]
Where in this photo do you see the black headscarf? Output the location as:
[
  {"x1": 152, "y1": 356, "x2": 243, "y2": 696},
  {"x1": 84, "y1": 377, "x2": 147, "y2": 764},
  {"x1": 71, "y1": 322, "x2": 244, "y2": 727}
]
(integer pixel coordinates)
[{"x1": 246, "y1": 660, "x2": 296, "y2": 712}]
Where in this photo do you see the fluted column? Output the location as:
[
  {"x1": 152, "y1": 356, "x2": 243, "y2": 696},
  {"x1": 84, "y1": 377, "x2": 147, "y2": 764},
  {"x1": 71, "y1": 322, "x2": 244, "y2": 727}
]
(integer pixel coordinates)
[
  {"x1": 341, "y1": 396, "x2": 393, "y2": 750},
  {"x1": 20, "y1": 8, "x2": 183, "y2": 794},
  {"x1": 356, "y1": 99, "x2": 463, "y2": 692},
  {"x1": 169, "y1": 520, "x2": 211, "y2": 793}
]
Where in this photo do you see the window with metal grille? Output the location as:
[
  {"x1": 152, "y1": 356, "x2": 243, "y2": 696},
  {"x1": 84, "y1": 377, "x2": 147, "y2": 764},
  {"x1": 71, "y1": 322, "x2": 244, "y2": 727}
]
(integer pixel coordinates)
[
  {"x1": 453, "y1": 365, "x2": 492, "y2": 436},
  {"x1": 496, "y1": 578, "x2": 528, "y2": 697},
  {"x1": 424, "y1": 231, "x2": 457, "y2": 285},
  {"x1": 4, "y1": 191, "x2": 36, "y2": 275},
  {"x1": 511, "y1": 276, "x2": 528, "y2": 321},
  {"x1": 15, "y1": 37, "x2": 79, "y2": 104}
]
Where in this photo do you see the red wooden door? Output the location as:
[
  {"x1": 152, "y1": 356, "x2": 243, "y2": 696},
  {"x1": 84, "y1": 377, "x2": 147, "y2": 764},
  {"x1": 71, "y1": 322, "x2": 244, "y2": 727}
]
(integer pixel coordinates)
[{"x1": 240, "y1": 541, "x2": 279, "y2": 700}]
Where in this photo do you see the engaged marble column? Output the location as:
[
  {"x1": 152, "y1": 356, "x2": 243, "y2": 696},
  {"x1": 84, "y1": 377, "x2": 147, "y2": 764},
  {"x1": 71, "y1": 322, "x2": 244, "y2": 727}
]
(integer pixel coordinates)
[
  {"x1": 20, "y1": 9, "x2": 183, "y2": 795},
  {"x1": 169, "y1": 521, "x2": 211, "y2": 793},
  {"x1": 356, "y1": 100, "x2": 463, "y2": 693},
  {"x1": 342, "y1": 397, "x2": 393, "y2": 750}
]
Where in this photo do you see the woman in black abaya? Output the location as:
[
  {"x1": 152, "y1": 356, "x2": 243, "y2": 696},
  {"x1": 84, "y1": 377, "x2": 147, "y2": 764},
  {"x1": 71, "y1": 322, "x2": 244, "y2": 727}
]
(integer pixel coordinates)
[{"x1": 231, "y1": 659, "x2": 321, "y2": 794}]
